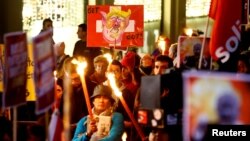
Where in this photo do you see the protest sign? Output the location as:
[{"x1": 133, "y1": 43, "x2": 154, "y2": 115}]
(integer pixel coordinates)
[
  {"x1": 87, "y1": 5, "x2": 144, "y2": 48},
  {"x1": 183, "y1": 71, "x2": 250, "y2": 141},
  {"x1": 33, "y1": 29, "x2": 55, "y2": 114},
  {"x1": 3, "y1": 32, "x2": 28, "y2": 107}
]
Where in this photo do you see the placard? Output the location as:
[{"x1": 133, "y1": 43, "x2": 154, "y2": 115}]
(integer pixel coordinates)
[
  {"x1": 3, "y1": 32, "x2": 28, "y2": 107},
  {"x1": 33, "y1": 29, "x2": 55, "y2": 114},
  {"x1": 183, "y1": 71, "x2": 250, "y2": 141},
  {"x1": 87, "y1": 5, "x2": 144, "y2": 47},
  {"x1": 177, "y1": 36, "x2": 211, "y2": 69}
]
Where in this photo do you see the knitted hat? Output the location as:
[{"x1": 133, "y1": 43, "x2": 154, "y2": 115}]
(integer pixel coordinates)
[
  {"x1": 121, "y1": 51, "x2": 136, "y2": 69},
  {"x1": 91, "y1": 85, "x2": 115, "y2": 104}
]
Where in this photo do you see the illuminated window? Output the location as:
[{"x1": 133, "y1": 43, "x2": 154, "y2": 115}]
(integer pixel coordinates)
[
  {"x1": 186, "y1": 0, "x2": 211, "y2": 17},
  {"x1": 23, "y1": 0, "x2": 84, "y2": 36},
  {"x1": 22, "y1": 0, "x2": 84, "y2": 30},
  {"x1": 114, "y1": 0, "x2": 162, "y2": 22},
  {"x1": 88, "y1": 0, "x2": 95, "y2": 5},
  {"x1": 22, "y1": 0, "x2": 84, "y2": 55}
]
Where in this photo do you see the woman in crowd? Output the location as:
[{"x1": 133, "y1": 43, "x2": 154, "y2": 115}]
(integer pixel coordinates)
[{"x1": 72, "y1": 85, "x2": 124, "y2": 141}]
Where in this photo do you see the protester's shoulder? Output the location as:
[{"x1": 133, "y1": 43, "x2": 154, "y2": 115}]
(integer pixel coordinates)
[
  {"x1": 75, "y1": 40, "x2": 86, "y2": 46},
  {"x1": 112, "y1": 112, "x2": 124, "y2": 119},
  {"x1": 75, "y1": 40, "x2": 82, "y2": 44},
  {"x1": 78, "y1": 116, "x2": 88, "y2": 123}
]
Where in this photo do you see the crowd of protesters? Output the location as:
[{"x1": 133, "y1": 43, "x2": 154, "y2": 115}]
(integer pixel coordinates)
[{"x1": 1, "y1": 17, "x2": 250, "y2": 141}]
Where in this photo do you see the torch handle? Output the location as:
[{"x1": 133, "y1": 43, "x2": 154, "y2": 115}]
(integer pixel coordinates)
[
  {"x1": 80, "y1": 76, "x2": 93, "y2": 119},
  {"x1": 120, "y1": 96, "x2": 146, "y2": 141}
]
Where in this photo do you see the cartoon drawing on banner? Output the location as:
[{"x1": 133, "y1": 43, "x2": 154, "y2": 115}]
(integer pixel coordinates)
[
  {"x1": 87, "y1": 5, "x2": 143, "y2": 47},
  {"x1": 100, "y1": 7, "x2": 131, "y2": 45}
]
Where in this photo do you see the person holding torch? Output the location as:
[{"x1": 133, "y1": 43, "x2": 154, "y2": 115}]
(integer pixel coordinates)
[
  {"x1": 59, "y1": 57, "x2": 97, "y2": 139},
  {"x1": 106, "y1": 59, "x2": 138, "y2": 141},
  {"x1": 72, "y1": 84, "x2": 124, "y2": 141}
]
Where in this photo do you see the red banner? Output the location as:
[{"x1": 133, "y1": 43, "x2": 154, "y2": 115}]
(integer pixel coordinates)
[
  {"x1": 208, "y1": 0, "x2": 218, "y2": 19},
  {"x1": 87, "y1": 5, "x2": 144, "y2": 48},
  {"x1": 242, "y1": 0, "x2": 249, "y2": 24},
  {"x1": 3, "y1": 32, "x2": 28, "y2": 107},
  {"x1": 209, "y1": 0, "x2": 241, "y2": 64},
  {"x1": 33, "y1": 29, "x2": 55, "y2": 115}
]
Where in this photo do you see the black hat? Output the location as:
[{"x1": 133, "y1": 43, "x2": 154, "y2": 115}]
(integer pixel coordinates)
[{"x1": 91, "y1": 85, "x2": 115, "y2": 104}]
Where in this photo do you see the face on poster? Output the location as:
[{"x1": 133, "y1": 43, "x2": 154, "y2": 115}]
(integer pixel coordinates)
[
  {"x1": 87, "y1": 5, "x2": 144, "y2": 47},
  {"x1": 183, "y1": 71, "x2": 250, "y2": 141},
  {"x1": 177, "y1": 36, "x2": 211, "y2": 69}
]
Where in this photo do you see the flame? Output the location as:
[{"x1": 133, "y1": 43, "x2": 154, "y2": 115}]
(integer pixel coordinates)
[
  {"x1": 103, "y1": 53, "x2": 112, "y2": 64},
  {"x1": 122, "y1": 132, "x2": 127, "y2": 141},
  {"x1": 54, "y1": 70, "x2": 57, "y2": 77},
  {"x1": 53, "y1": 70, "x2": 57, "y2": 81},
  {"x1": 158, "y1": 40, "x2": 166, "y2": 53},
  {"x1": 107, "y1": 72, "x2": 122, "y2": 97},
  {"x1": 184, "y1": 28, "x2": 193, "y2": 37},
  {"x1": 71, "y1": 58, "x2": 87, "y2": 75}
]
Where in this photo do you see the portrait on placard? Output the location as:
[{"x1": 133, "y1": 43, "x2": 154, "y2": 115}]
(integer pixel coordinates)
[
  {"x1": 177, "y1": 36, "x2": 211, "y2": 69},
  {"x1": 183, "y1": 71, "x2": 250, "y2": 141},
  {"x1": 87, "y1": 5, "x2": 144, "y2": 47}
]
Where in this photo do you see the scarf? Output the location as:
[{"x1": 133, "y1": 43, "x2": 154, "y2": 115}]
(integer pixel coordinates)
[{"x1": 88, "y1": 107, "x2": 114, "y2": 141}]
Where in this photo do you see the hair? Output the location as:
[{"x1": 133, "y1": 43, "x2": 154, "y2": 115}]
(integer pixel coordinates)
[
  {"x1": 56, "y1": 78, "x2": 63, "y2": 90},
  {"x1": 42, "y1": 18, "x2": 53, "y2": 27},
  {"x1": 111, "y1": 60, "x2": 123, "y2": 70},
  {"x1": 140, "y1": 53, "x2": 153, "y2": 65},
  {"x1": 169, "y1": 43, "x2": 178, "y2": 58},
  {"x1": 238, "y1": 53, "x2": 250, "y2": 64},
  {"x1": 78, "y1": 23, "x2": 87, "y2": 32},
  {"x1": 238, "y1": 53, "x2": 250, "y2": 73},
  {"x1": 155, "y1": 55, "x2": 173, "y2": 68},
  {"x1": 94, "y1": 55, "x2": 109, "y2": 67}
]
